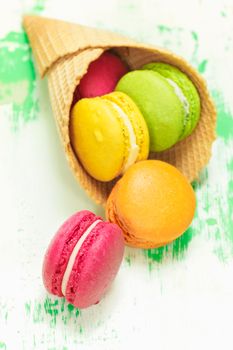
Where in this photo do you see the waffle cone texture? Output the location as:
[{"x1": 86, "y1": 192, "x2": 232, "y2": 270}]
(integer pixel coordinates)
[{"x1": 23, "y1": 15, "x2": 216, "y2": 206}]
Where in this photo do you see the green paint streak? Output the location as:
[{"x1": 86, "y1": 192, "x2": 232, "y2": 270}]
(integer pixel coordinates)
[
  {"x1": 207, "y1": 218, "x2": 217, "y2": 226},
  {"x1": 190, "y1": 31, "x2": 200, "y2": 68},
  {"x1": 67, "y1": 303, "x2": 80, "y2": 318},
  {"x1": 146, "y1": 246, "x2": 168, "y2": 263},
  {"x1": 172, "y1": 227, "x2": 195, "y2": 259},
  {"x1": 33, "y1": 302, "x2": 43, "y2": 323},
  {"x1": 32, "y1": 0, "x2": 46, "y2": 12},
  {"x1": 0, "y1": 31, "x2": 39, "y2": 129},
  {"x1": 43, "y1": 298, "x2": 59, "y2": 326},
  {"x1": 146, "y1": 227, "x2": 195, "y2": 263},
  {"x1": 205, "y1": 127, "x2": 233, "y2": 261},
  {"x1": 25, "y1": 298, "x2": 80, "y2": 327},
  {"x1": 227, "y1": 159, "x2": 233, "y2": 171},
  {"x1": 67, "y1": 303, "x2": 75, "y2": 312},
  {"x1": 25, "y1": 301, "x2": 31, "y2": 315},
  {"x1": 125, "y1": 255, "x2": 131, "y2": 266},
  {"x1": 0, "y1": 343, "x2": 6, "y2": 350},
  {"x1": 157, "y1": 25, "x2": 172, "y2": 33},
  {"x1": 198, "y1": 59, "x2": 208, "y2": 73},
  {"x1": 212, "y1": 90, "x2": 233, "y2": 141},
  {"x1": 191, "y1": 31, "x2": 198, "y2": 42},
  {"x1": 213, "y1": 245, "x2": 227, "y2": 262}
]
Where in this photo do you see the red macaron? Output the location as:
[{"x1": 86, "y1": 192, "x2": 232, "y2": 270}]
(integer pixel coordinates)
[
  {"x1": 76, "y1": 51, "x2": 128, "y2": 99},
  {"x1": 43, "y1": 210, "x2": 124, "y2": 309}
]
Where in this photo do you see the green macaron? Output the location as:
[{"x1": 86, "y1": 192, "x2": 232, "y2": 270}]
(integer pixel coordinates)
[
  {"x1": 142, "y1": 62, "x2": 201, "y2": 140},
  {"x1": 116, "y1": 70, "x2": 185, "y2": 152}
]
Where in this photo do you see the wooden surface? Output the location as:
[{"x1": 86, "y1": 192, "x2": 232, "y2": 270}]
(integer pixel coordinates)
[{"x1": 0, "y1": 0, "x2": 233, "y2": 349}]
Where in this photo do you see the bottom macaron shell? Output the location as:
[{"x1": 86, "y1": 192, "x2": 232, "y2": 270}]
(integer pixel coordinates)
[
  {"x1": 65, "y1": 222, "x2": 124, "y2": 309},
  {"x1": 43, "y1": 211, "x2": 99, "y2": 296}
]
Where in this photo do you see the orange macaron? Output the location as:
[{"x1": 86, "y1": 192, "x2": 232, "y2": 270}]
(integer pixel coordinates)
[{"x1": 106, "y1": 160, "x2": 196, "y2": 249}]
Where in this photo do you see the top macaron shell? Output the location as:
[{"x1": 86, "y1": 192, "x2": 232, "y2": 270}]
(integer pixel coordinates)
[
  {"x1": 142, "y1": 62, "x2": 201, "y2": 140},
  {"x1": 43, "y1": 210, "x2": 98, "y2": 297},
  {"x1": 115, "y1": 70, "x2": 185, "y2": 152},
  {"x1": 43, "y1": 210, "x2": 124, "y2": 308},
  {"x1": 78, "y1": 51, "x2": 129, "y2": 98},
  {"x1": 106, "y1": 160, "x2": 196, "y2": 248},
  {"x1": 65, "y1": 220, "x2": 124, "y2": 308}
]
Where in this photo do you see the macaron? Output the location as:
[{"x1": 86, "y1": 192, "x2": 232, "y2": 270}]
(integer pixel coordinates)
[
  {"x1": 43, "y1": 210, "x2": 124, "y2": 309},
  {"x1": 106, "y1": 160, "x2": 196, "y2": 249},
  {"x1": 70, "y1": 91, "x2": 149, "y2": 182},
  {"x1": 142, "y1": 62, "x2": 201, "y2": 140},
  {"x1": 115, "y1": 70, "x2": 185, "y2": 152},
  {"x1": 76, "y1": 51, "x2": 128, "y2": 99}
]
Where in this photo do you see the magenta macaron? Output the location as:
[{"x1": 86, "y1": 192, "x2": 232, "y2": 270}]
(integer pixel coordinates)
[
  {"x1": 43, "y1": 210, "x2": 124, "y2": 309},
  {"x1": 77, "y1": 51, "x2": 128, "y2": 99}
]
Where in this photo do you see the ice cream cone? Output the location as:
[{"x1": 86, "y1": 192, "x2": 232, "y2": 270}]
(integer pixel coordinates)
[{"x1": 23, "y1": 15, "x2": 216, "y2": 205}]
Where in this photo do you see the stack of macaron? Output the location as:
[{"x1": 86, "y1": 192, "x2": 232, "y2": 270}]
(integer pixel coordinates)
[
  {"x1": 70, "y1": 50, "x2": 201, "y2": 181},
  {"x1": 43, "y1": 50, "x2": 198, "y2": 309}
]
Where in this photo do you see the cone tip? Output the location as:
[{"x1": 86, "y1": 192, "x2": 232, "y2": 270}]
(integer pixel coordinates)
[{"x1": 22, "y1": 14, "x2": 39, "y2": 28}]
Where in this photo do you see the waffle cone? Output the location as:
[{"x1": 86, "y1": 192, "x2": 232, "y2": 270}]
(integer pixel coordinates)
[{"x1": 23, "y1": 15, "x2": 216, "y2": 205}]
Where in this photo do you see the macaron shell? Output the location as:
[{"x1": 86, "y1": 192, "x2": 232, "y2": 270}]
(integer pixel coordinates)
[
  {"x1": 107, "y1": 187, "x2": 174, "y2": 248},
  {"x1": 65, "y1": 222, "x2": 124, "y2": 308},
  {"x1": 78, "y1": 51, "x2": 128, "y2": 98},
  {"x1": 42, "y1": 211, "x2": 100, "y2": 296},
  {"x1": 142, "y1": 62, "x2": 201, "y2": 140},
  {"x1": 116, "y1": 70, "x2": 185, "y2": 152},
  {"x1": 106, "y1": 160, "x2": 196, "y2": 248},
  {"x1": 103, "y1": 91, "x2": 149, "y2": 161},
  {"x1": 70, "y1": 97, "x2": 130, "y2": 181}
]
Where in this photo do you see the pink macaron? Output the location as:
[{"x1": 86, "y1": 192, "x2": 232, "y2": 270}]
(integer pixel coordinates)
[
  {"x1": 43, "y1": 210, "x2": 124, "y2": 309},
  {"x1": 76, "y1": 51, "x2": 128, "y2": 99}
]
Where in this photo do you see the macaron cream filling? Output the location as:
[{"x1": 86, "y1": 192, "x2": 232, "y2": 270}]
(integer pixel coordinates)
[
  {"x1": 61, "y1": 219, "x2": 102, "y2": 296},
  {"x1": 166, "y1": 78, "x2": 190, "y2": 118},
  {"x1": 110, "y1": 101, "x2": 139, "y2": 173}
]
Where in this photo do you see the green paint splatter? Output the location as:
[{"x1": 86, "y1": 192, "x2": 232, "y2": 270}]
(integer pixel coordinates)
[
  {"x1": 190, "y1": 31, "x2": 200, "y2": 68},
  {"x1": 198, "y1": 59, "x2": 208, "y2": 73},
  {"x1": 32, "y1": 0, "x2": 46, "y2": 12},
  {"x1": 0, "y1": 31, "x2": 39, "y2": 129},
  {"x1": 146, "y1": 246, "x2": 168, "y2": 263},
  {"x1": 211, "y1": 90, "x2": 233, "y2": 141},
  {"x1": 191, "y1": 31, "x2": 198, "y2": 42},
  {"x1": 25, "y1": 301, "x2": 31, "y2": 316},
  {"x1": 213, "y1": 246, "x2": 227, "y2": 262},
  {"x1": 157, "y1": 25, "x2": 172, "y2": 33},
  {"x1": 67, "y1": 303, "x2": 80, "y2": 318},
  {"x1": 0, "y1": 0, "x2": 46, "y2": 129},
  {"x1": 227, "y1": 159, "x2": 233, "y2": 171},
  {"x1": 207, "y1": 218, "x2": 217, "y2": 226},
  {"x1": 172, "y1": 227, "x2": 195, "y2": 259},
  {"x1": 145, "y1": 227, "x2": 196, "y2": 264},
  {"x1": 125, "y1": 255, "x2": 131, "y2": 266},
  {"x1": 0, "y1": 342, "x2": 6, "y2": 350},
  {"x1": 25, "y1": 297, "x2": 80, "y2": 327}
]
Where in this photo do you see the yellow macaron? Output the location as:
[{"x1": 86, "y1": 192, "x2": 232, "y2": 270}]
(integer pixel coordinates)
[{"x1": 70, "y1": 92, "x2": 149, "y2": 182}]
